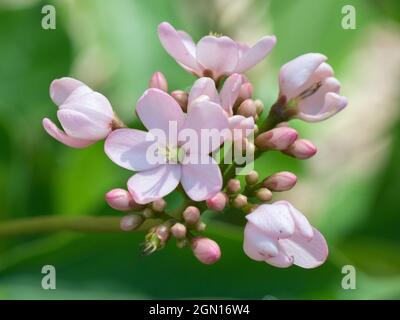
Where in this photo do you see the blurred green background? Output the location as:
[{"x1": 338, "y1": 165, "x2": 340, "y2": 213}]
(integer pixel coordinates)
[{"x1": 0, "y1": 0, "x2": 400, "y2": 299}]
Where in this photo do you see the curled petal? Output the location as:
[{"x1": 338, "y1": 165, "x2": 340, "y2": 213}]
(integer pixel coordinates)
[
  {"x1": 279, "y1": 53, "x2": 327, "y2": 99},
  {"x1": 243, "y1": 223, "x2": 279, "y2": 260},
  {"x1": 265, "y1": 250, "x2": 294, "y2": 268},
  {"x1": 42, "y1": 118, "x2": 95, "y2": 148},
  {"x1": 246, "y1": 203, "x2": 295, "y2": 238},
  {"x1": 188, "y1": 77, "x2": 220, "y2": 109},
  {"x1": 127, "y1": 164, "x2": 181, "y2": 204},
  {"x1": 220, "y1": 73, "x2": 243, "y2": 114},
  {"x1": 229, "y1": 115, "x2": 254, "y2": 141},
  {"x1": 104, "y1": 128, "x2": 163, "y2": 172},
  {"x1": 235, "y1": 36, "x2": 276, "y2": 73},
  {"x1": 279, "y1": 228, "x2": 329, "y2": 269},
  {"x1": 196, "y1": 35, "x2": 239, "y2": 78},
  {"x1": 50, "y1": 77, "x2": 88, "y2": 106},
  {"x1": 181, "y1": 156, "x2": 222, "y2": 201},
  {"x1": 158, "y1": 22, "x2": 199, "y2": 72},
  {"x1": 57, "y1": 109, "x2": 111, "y2": 140}
]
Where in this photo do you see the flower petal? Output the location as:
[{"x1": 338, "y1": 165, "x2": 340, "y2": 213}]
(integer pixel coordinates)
[
  {"x1": 104, "y1": 128, "x2": 163, "y2": 172},
  {"x1": 279, "y1": 53, "x2": 326, "y2": 99},
  {"x1": 127, "y1": 164, "x2": 181, "y2": 204},
  {"x1": 246, "y1": 203, "x2": 295, "y2": 238},
  {"x1": 42, "y1": 118, "x2": 95, "y2": 148},
  {"x1": 50, "y1": 77, "x2": 88, "y2": 106},
  {"x1": 196, "y1": 35, "x2": 239, "y2": 78},
  {"x1": 180, "y1": 96, "x2": 229, "y2": 154},
  {"x1": 158, "y1": 22, "x2": 199, "y2": 72},
  {"x1": 243, "y1": 222, "x2": 279, "y2": 260},
  {"x1": 280, "y1": 228, "x2": 329, "y2": 269},
  {"x1": 57, "y1": 109, "x2": 111, "y2": 140},
  {"x1": 220, "y1": 73, "x2": 243, "y2": 114},
  {"x1": 235, "y1": 36, "x2": 276, "y2": 73},
  {"x1": 181, "y1": 156, "x2": 222, "y2": 201},
  {"x1": 188, "y1": 77, "x2": 220, "y2": 109},
  {"x1": 229, "y1": 115, "x2": 255, "y2": 141},
  {"x1": 136, "y1": 88, "x2": 185, "y2": 144},
  {"x1": 265, "y1": 250, "x2": 294, "y2": 268}
]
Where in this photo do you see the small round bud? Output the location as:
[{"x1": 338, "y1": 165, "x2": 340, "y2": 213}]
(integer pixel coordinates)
[
  {"x1": 171, "y1": 90, "x2": 188, "y2": 112},
  {"x1": 195, "y1": 221, "x2": 207, "y2": 232},
  {"x1": 256, "y1": 188, "x2": 273, "y2": 202},
  {"x1": 255, "y1": 127, "x2": 298, "y2": 151},
  {"x1": 239, "y1": 82, "x2": 253, "y2": 101},
  {"x1": 120, "y1": 214, "x2": 143, "y2": 231},
  {"x1": 191, "y1": 237, "x2": 221, "y2": 265},
  {"x1": 182, "y1": 206, "x2": 200, "y2": 225},
  {"x1": 263, "y1": 171, "x2": 297, "y2": 191},
  {"x1": 151, "y1": 198, "x2": 167, "y2": 212},
  {"x1": 149, "y1": 71, "x2": 168, "y2": 92},
  {"x1": 105, "y1": 188, "x2": 143, "y2": 212},
  {"x1": 233, "y1": 194, "x2": 247, "y2": 209},
  {"x1": 171, "y1": 223, "x2": 187, "y2": 240},
  {"x1": 206, "y1": 192, "x2": 227, "y2": 212},
  {"x1": 226, "y1": 179, "x2": 241, "y2": 194},
  {"x1": 156, "y1": 225, "x2": 170, "y2": 242},
  {"x1": 142, "y1": 208, "x2": 154, "y2": 219},
  {"x1": 283, "y1": 139, "x2": 317, "y2": 159},
  {"x1": 237, "y1": 99, "x2": 257, "y2": 118},
  {"x1": 176, "y1": 238, "x2": 188, "y2": 248},
  {"x1": 245, "y1": 170, "x2": 259, "y2": 185},
  {"x1": 254, "y1": 99, "x2": 264, "y2": 114}
]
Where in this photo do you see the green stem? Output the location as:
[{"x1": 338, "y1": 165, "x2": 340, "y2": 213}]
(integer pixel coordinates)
[{"x1": 0, "y1": 215, "x2": 159, "y2": 238}]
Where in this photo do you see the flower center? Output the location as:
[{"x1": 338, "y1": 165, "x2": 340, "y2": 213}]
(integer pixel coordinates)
[{"x1": 159, "y1": 145, "x2": 185, "y2": 164}]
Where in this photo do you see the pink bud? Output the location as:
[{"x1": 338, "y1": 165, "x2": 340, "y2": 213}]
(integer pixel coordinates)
[
  {"x1": 283, "y1": 139, "x2": 317, "y2": 159},
  {"x1": 263, "y1": 171, "x2": 297, "y2": 191},
  {"x1": 156, "y1": 225, "x2": 170, "y2": 242},
  {"x1": 245, "y1": 170, "x2": 259, "y2": 185},
  {"x1": 120, "y1": 214, "x2": 143, "y2": 231},
  {"x1": 191, "y1": 237, "x2": 221, "y2": 265},
  {"x1": 233, "y1": 194, "x2": 248, "y2": 208},
  {"x1": 171, "y1": 90, "x2": 189, "y2": 112},
  {"x1": 105, "y1": 188, "x2": 143, "y2": 211},
  {"x1": 226, "y1": 179, "x2": 241, "y2": 194},
  {"x1": 149, "y1": 71, "x2": 168, "y2": 92},
  {"x1": 239, "y1": 82, "x2": 253, "y2": 101},
  {"x1": 255, "y1": 188, "x2": 273, "y2": 202},
  {"x1": 254, "y1": 99, "x2": 264, "y2": 115},
  {"x1": 151, "y1": 198, "x2": 167, "y2": 212},
  {"x1": 255, "y1": 127, "x2": 298, "y2": 151},
  {"x1": 206, "y1": 192, "x2": 227, "y2": 212},
  {"x1": 171, "y1": 223, "x2": 187, "y2": 239},
  {"x1": 182, "y1": 206, "x2": 200, "y2": 225},
  {"x1": 237, "y1": 99, "x2": 257, "y2": 118}
]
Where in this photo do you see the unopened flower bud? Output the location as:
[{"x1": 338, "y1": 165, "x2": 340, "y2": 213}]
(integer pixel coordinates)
[
  {"x1": 176, "y1": 238, "x2": 188, "y2": 248},
  {"x1": 237, "y1": 99, "x2": 257, "y2": 118},
  {"x1": 151, "y1": 198, "x2": 167, "y2": 212},
  {"x1": 226, "y1": 179, "x2": 241, "y2": 194},
  {"x1": 142, "y1": 207, "x2": 155, "y2": 219},
  {"x1": 254, "y1": 99, "x2": 264, "y2": 115},
  {"x1": 171, "y1": 90, "x2": 188, "y2": 112},
  {"x1": 182, "y1": 206, "x2": 200, "y2": 225},
  {"x1": 255, "y1": 127, "x2": 298, "y2": 151},
  {"x1": 263, "y1": 171, "x2": 297, "y2": 191},
  {"x1": 256, "y1": 188, "x2": 273, "y2": 202},
  {"x1": 245, "y1": 170, "x2": 259, "y2": 185},
  {"x1": 283, "y1": 139, "x2": 317, "y2": 159},
  {"x1": 105, "y1": 188, "x2": 143, "y2": 211},
  {"x1": 171, "y1": 223, "x2": 187, "y2": 239},
  {"x1": 191, "y1": 237, "x2": 221, "y2": 265},
  {"x1": 233, "y1": 194, "x2": 248, "y2": 209},
  {"x1": 206, "y1": 192, "x2": 227, "y2": 212},
  {"x1": 156, "y1": 225, "x2": 170, "y2": 242},
  {"x1": 195, "y1": 221, "x2": 207, "y2": 232},
  {"x1": 238, "y1": 82, "x2": 253, "y2": 102},
  {"x1": 120, "y1": 214, "x2": 143, "y2": 231},
  {"x1": 149, "y1": 71, "x2": 168, "y2": 92}
]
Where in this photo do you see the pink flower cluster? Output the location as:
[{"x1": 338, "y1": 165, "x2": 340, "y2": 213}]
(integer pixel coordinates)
[{"x1": 43, "y1": 22, "x2": 347, "y2": 269}]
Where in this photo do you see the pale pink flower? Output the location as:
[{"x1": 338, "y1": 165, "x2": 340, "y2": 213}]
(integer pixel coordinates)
[
  {"x1": 105, "y1": 88, "x2": 229, "y2": 204},
  {"x1": 279, "y1": 53, "x2": 348, "y2": 122},
  {"x1": 243, "y1": 201, "x2": 328, "y2": 268},
  {"x1": 43, "y1": 77, "x2": 115, "y2": 148},
  {"x1": 188, "y1": 74, "x2": 255, "y2": 138},
  {"x1": 158, "y1": 22, "x2": 276, "y2": 80}
]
